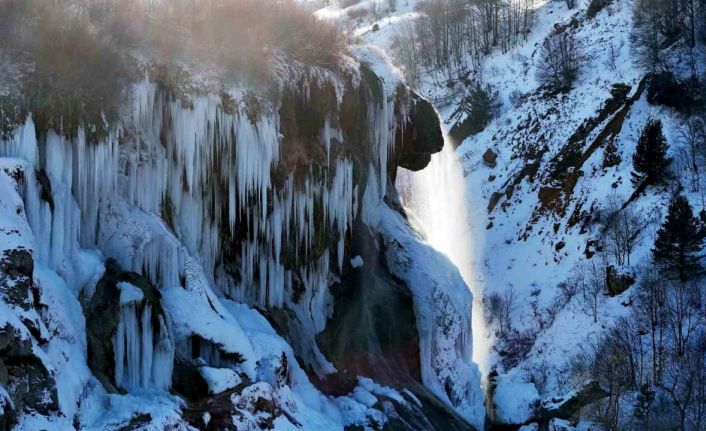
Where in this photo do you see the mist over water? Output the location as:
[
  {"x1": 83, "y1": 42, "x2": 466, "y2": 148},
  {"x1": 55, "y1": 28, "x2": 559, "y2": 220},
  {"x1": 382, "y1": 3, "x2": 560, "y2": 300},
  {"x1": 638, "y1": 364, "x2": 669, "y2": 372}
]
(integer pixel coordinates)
[{"x1": 397, "y1": 137, "x2": 490, "y2": 377}]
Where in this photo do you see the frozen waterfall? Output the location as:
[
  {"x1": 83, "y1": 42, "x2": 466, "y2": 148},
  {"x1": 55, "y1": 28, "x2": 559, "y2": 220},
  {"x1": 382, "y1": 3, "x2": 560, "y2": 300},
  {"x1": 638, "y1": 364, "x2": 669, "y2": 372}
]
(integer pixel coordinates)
[
  {"x1": 397, "y1": 137, "x2": 490, "y2": 375},
  {"x1": 113, "y1": 282, "x2": 174, "y2": 391}
]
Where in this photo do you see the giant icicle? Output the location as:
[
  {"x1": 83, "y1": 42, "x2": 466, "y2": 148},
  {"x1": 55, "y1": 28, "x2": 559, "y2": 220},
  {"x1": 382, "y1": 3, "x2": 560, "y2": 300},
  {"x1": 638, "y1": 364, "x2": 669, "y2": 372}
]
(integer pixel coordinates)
[{"x1": 113, "y1": 282, "x2": 174, "y2": 391}]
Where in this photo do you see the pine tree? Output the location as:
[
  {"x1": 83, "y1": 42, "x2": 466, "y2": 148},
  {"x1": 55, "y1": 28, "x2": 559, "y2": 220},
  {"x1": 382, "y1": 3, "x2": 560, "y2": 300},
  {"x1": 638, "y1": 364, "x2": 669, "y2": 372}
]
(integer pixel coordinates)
[
  {"x1": 653, "y1": 195, "x2": 706, "y2": 280},
  {"x1": 632, "y1": 119, "x2": 670, "y2": 186},
  {"x1": 633, "y1": 384, "x2": 655, "y2": 428}
]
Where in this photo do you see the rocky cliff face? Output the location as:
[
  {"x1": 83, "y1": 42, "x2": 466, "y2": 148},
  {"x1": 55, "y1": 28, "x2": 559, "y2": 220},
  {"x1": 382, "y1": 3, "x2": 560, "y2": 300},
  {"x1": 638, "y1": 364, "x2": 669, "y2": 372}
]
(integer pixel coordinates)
[{"x1": 0, "y1": 43, "x2": 484, "y2": 430}]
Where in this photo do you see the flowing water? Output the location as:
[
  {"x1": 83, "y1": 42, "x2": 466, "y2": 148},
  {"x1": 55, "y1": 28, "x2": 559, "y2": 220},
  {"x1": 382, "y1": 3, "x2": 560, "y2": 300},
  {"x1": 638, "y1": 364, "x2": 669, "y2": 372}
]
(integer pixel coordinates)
[{"x1": 397, "y1": 137, "x2": 490, "y2": 376}]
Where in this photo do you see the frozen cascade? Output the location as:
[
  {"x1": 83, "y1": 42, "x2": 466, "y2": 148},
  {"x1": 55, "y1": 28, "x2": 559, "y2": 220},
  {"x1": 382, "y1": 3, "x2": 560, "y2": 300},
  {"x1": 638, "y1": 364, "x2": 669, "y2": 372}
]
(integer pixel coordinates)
[
  {"x1": 0, "y1": 57, "x2": 402, "y2": 391},
  {"x1": 114, "y1": 282, "x2": 174, "y2": 391},
  {"x1": 391, "y1": 137, "x2": 487, "y2": 428},
  {"x1": 397, "y1": 138, "x2": 490, "y2": 375},
  {"x1": 0, "y1": 119, "x2": 175, "y2": 393},
  {"x1": 0, "y1": 118, "x2": 118, "y2": 290},
  {"x1": 122, "y1": 74, "x2": 398, "y2": 325}
]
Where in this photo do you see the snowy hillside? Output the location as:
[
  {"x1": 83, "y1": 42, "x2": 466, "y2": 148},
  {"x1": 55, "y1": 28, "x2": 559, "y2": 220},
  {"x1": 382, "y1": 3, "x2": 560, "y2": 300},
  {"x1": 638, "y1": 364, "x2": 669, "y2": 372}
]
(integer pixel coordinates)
[{"x1": 316, "y1": 0, "x2": 706, "y2": 428}]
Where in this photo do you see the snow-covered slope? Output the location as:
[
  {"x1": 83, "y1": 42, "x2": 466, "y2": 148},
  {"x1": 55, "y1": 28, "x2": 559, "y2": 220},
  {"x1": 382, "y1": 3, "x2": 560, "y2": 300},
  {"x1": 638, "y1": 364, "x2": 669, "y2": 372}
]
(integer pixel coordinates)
[{"x1": 317, "y1": 0, "x2": 705, "y2": 428}]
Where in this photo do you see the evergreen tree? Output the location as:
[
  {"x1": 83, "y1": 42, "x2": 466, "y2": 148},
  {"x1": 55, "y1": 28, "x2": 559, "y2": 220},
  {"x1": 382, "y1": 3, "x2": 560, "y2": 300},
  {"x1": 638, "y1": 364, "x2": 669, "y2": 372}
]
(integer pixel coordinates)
[
  {"x1": 632, "y1": 119, "x2": 670, "y2": 186},
  {"x1": 633, "y1": 384, "x2": 655, "y2": 427},
  {"x1": 653, "y1": 194, "x2": 706, "y2": 280}
]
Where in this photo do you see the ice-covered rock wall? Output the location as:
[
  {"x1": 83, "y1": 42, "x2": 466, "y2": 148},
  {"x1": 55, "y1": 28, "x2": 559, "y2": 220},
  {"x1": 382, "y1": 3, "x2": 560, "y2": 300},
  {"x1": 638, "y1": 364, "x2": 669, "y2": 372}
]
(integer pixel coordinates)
[{"x1": 0, "y1": 46, "x2": 484, "y2": 430}]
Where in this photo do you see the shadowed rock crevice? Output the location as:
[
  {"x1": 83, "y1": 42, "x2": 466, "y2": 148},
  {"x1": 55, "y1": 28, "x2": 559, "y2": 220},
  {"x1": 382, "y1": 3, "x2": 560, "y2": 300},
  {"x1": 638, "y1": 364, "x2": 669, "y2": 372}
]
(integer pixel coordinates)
[{"x1": 316, "y1": 217, "x2": 476, "y2": 430}]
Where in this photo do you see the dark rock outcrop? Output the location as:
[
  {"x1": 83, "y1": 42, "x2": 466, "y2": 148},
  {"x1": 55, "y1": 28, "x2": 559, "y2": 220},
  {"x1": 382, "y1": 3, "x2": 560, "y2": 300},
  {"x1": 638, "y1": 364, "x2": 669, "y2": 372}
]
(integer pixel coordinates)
[
  {"x1": 171, "y1": 357, "x2": 211, "y2": 402},
  {"x1": 535, "y1": 381, "x2": 608, "y2": 425},
  {"x1": 394, "y1": 93, "x2": 445, "y2": 172},
  {"x1": 0, "y1": 249, "x2": 59, "y2": 428},
  {"x1": 483, "y1": 149, "x2": 498, "y2": 167}
]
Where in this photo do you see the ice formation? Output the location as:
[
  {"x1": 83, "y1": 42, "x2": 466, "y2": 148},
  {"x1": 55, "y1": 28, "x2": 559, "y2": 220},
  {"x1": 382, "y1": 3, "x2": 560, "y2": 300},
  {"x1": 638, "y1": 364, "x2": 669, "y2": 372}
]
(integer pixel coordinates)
[
  {"x1": 0, "y1": 44, "x2": 485, "y2": 429},
  {"x1": 0, "y1": 65, "x2": 397, "y2": 339},
  {"x1": 122, "y1": 76, "x2": 394, "y2": 318},
  {"x1": 367, "y1": 198, "x2": 486, "y2": 429},
  {"x1": 113, "y1": 283, "x2": 174, "y2": 391}
]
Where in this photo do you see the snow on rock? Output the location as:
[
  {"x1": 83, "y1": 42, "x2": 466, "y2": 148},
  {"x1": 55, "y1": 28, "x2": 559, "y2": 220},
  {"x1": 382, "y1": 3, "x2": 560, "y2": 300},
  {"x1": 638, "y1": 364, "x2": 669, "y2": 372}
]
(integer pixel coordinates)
[
  {"x1": 199, "y1": 367, "x2": 242, "y2": 394},
  {"x1": 0, "y1": 162, "x2": 65, "y2": 424},
  {"x1": 77, "y1": 387, "x2": 190, "y2": 431},
  {"x1": 161, "y1": 263, "x2": 256, "y2": 378},
  {"x1": 349, "y1": 255, "x2": 364, "y2": 268},
  {"x1": 332, "y1": 377, "x2": 407, "y2": 429},
  {"x1": 117, "y1": 282, "x2": 144, "y2": 304},
  {"x1": 492, "y1": 371, "x2": 540, "y2": 424},
  {"x1": 549, "y1": 418, "x2": 575, "y2": 430}
]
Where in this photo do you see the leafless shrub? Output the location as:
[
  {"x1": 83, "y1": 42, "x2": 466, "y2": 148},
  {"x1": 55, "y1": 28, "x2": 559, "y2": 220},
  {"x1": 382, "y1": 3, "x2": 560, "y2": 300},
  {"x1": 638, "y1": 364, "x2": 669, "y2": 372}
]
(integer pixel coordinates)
[
  {"x1": 527, "y1": 360, "x2": 551, "y2": 395},
  {"x1": 499, "y1": 328, "x2": 536, "y2": 369},
  {"x1": 485, "y1": 286, "x2": 516, "y2": 337},
  {"x1": 567, "y1": 259, "x2": 606, "y2": 322},
  {"x1": 0, "y1": 0, "x2": 351, "y2": 138}
]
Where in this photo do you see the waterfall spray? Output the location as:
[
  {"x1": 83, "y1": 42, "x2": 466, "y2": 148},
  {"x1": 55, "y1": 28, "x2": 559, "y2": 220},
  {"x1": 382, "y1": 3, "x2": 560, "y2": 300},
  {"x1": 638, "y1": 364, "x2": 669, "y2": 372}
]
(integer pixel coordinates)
[{"x1": 397, "y1": 137, "x2": 490, "y2": 376}]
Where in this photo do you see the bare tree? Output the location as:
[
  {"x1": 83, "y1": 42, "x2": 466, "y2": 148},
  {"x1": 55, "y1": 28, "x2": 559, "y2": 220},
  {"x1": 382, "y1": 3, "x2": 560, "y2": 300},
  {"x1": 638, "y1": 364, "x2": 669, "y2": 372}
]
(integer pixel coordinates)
[
  {"x1": 699, "y1": 0, "x2": 706, "y2": 42},
  {"x1": 601, "y1": 195, "x2": 651, "y2": 266},
  {"x1": 662, "y1": 345, "x2": 706, "y2": 431},
  {"x1": 485, "y1": 286, "x2": 516, "y2": 337},
  {"x1": 572, "y1": 259, "x2": 606, "y2": 323},
  {"x1": 605, "y1": 40, "x2": 623, "y2": 71},
  {"x1": 401, "y1": 0, "x2": 534, "y2": 80},
  {"x1": 501, "y1": 286, "x2": 516, "y2": 334},
  {"x1": 635, "y1": 268, "x2": 668, "y2": 385},
  {"x1": 486, "y1": 291, "x2": 504, "y2": 334},
  {"x1": 632, "y1": 0, "x2": 695, "y2": 71},
  {"x1": 536, "y1": 30, "x2": 581, "y2": 92},
  {"x1": 678, "y1": 116, "x2": 706, "y2": 194},
  {"x1": 570, "y1": 273, "x2": 706, "y2": 427},
  {"x1": 572, "y1": 323, "x2": 641, "y2": 429},
  {"x1": 631, "y1": 0, "x2": 667, "y2": 71},
  {"x1": 666, "y1": 280, "x2": 702, "y2": 357},
  {"x1": 391, "y1": 21, "x2": 422, "y2": 86}
]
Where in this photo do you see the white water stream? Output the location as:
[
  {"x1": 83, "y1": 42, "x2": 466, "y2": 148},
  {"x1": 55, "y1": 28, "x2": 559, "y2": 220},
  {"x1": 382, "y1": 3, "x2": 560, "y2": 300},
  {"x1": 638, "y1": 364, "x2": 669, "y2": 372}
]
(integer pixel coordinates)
[{"x1": 397, "y1": 138, "x2": 490, "y2": 376}]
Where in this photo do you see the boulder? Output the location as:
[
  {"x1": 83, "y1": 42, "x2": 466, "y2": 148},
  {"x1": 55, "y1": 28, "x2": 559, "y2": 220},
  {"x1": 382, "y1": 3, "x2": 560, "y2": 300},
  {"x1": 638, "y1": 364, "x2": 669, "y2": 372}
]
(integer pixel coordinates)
[
  {"x1": 395, "y1": 93, "x2": 444, "y2": 171},
  {"x1": 483, "y1": 149, "x2": 498, "y2": 167}
]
